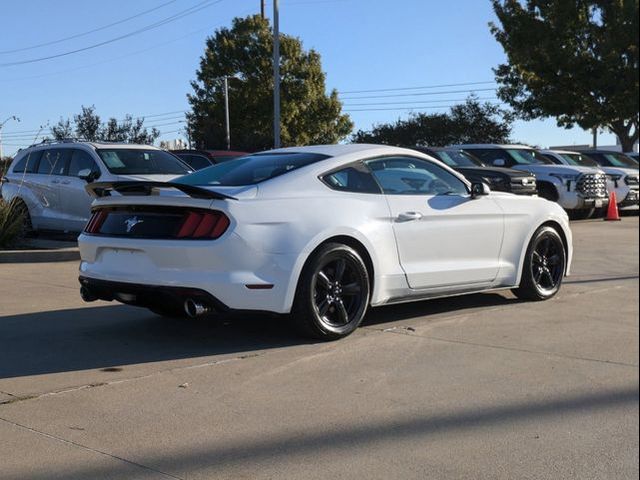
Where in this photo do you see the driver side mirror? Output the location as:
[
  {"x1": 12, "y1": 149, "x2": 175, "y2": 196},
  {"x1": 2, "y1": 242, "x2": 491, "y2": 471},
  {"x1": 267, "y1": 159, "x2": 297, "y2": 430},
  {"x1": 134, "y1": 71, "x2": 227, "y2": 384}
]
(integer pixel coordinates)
[
  {"x1": 470, "y1": 182, "x2": 491, "y2": 198},
  {"x1": 78, "y1": 169, "x2": 100, "y2": 183},
  {"x1": 492, "y1": 158, "x2": 506, "y2": 167}
]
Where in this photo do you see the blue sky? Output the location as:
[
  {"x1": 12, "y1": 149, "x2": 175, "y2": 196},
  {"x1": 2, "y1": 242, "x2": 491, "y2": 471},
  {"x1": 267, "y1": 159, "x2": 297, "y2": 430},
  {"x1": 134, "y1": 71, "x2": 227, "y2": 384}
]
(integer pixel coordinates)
[{"x1": 0, "y1": 0, "x2": 616, "y2": 155}]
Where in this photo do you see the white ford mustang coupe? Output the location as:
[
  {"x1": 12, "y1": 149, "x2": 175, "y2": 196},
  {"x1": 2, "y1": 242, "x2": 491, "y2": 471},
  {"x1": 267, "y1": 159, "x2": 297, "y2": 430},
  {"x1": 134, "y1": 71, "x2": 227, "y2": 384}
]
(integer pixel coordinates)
[{"x1": 78, "y1": 144, "x2": 572, "y2": 340}]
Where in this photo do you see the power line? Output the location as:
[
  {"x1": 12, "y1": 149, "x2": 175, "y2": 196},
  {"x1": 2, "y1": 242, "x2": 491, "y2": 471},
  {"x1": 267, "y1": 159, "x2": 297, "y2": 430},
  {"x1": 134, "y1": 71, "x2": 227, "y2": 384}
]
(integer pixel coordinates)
[
  {"x1": 340, "y1": 87, "x2": 497, "y2": 100},
  {"x1": 339, "y1": 80, "x2": 496, "y2": 94},
  {"x1": 0, "y1": 0, "x2": 225, "y2": 67},
  {"x1": 0, "y1": 5, "x2": 258, "y2": 83},
  {"x1": 2, "y1": 111, "x2": 187, "y2": 138},
  {"x1": 343, "y1": 97, "x2": 499, "y2": 107},
  {"x1": 0, "y1": 0, "x2": 178, "y2": 55},
  {"x1": 344, "y1": 102, "x2": 505, "y2": 112}
]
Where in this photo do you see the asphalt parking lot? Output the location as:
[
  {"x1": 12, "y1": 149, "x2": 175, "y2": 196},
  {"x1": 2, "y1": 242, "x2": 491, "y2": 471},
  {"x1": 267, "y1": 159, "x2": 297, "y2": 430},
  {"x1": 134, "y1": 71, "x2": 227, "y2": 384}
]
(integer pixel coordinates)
[{"x1": 0, "y1": 217, "x2": 638, "y2": 480}]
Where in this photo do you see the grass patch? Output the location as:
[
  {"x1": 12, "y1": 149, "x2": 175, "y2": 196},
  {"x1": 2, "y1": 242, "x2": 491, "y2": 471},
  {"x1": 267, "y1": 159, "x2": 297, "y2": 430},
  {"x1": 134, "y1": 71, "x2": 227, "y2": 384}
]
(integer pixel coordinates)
[{"x1": 0, "y1": 199, "x2": 26, "y2": 248}]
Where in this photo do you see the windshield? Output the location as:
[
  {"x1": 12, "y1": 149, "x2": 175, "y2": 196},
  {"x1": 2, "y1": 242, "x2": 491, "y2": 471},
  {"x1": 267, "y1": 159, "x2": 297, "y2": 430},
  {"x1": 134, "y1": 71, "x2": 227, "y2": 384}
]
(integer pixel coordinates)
[
  {"x1": 436, "y1": 150, "x2": 482, "y2": 167},
  {"x1": 175, "y1": 152, "x2": 329, "y2": 186},
  {"x1": 560, "y1": 153, "x2": 599, "y2": 167},
  {"x1": 97, "y1": 149, "x2": 190, "y2": 175},
  {"x1": 507, "y1": 149, "x2": 551, "y2": 165},
  {"x1": 597, "y1": 152, "x2": 638, "y2": 168}
]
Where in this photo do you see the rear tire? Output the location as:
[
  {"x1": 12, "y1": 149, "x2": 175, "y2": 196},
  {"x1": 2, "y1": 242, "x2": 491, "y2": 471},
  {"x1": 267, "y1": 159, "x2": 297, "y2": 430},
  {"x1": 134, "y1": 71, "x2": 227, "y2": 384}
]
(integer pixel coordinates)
[
  {"x1": 512, "y1": 226, "x2": 566, "y2": 301},
  {"x1": 291, "y1": 243, "x2": 370, "y2": 340},
  {"x1": 12, "y1": 199, "x2": 33, "y2": 236}
]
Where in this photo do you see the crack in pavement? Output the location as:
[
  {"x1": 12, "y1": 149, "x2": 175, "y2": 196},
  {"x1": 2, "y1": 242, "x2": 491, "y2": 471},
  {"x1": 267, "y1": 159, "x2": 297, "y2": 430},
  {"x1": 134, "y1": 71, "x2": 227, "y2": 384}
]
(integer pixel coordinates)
[
  {"x1": 0, "y1": 415, "x2": 184, "y2": 480},
  {"x1": 0, "y1": 352, "x2": 265, "y2": 407},
  {"x1": 367, "y1": 326, "x2": 639, "y2": 368}
]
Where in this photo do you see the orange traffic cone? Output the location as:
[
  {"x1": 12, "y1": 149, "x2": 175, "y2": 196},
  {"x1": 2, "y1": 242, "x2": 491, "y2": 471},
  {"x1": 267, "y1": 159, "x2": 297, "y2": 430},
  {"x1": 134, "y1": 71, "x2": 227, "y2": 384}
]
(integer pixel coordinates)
[{"x1": 604, "y1": 191, "x2": 621, "y2": 221}]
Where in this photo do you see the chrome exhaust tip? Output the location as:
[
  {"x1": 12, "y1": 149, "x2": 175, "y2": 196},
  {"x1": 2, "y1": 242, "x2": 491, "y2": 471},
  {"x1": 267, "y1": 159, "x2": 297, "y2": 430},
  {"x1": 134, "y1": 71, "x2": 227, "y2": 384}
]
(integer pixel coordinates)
[
  {"x1": 184, "y1": 299, "x2": 209, "y2": 318},
  {"x1": 80, "y1": 286, "x2": 98, "y2": 302}
]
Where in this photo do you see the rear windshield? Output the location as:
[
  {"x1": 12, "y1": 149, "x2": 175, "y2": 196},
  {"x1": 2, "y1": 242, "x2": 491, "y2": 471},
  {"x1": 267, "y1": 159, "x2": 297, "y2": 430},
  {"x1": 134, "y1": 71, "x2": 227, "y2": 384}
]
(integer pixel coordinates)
[
  {"x1": 175, "y1": 152, "x2": 329, "y2": 186},
  {"x1": 96, "y1": 149, "x2": 190, "y2": 175},
  {"x1": 436, "y1": 150, "x2": 482, "y2": 167},
  {"x1": 560, "y1": 153, "x2": 599, "y2": 167}
]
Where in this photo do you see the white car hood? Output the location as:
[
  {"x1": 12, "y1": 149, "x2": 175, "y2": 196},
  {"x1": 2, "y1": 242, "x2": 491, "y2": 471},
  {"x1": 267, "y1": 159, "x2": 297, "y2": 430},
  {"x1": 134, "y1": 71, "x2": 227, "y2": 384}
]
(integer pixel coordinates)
[
  {"x1": 512, "y1": 164, "x2": 602, "y2": 176},
  {"x1": 599, "y1": 166, "x2": 638, "y2": 177}
]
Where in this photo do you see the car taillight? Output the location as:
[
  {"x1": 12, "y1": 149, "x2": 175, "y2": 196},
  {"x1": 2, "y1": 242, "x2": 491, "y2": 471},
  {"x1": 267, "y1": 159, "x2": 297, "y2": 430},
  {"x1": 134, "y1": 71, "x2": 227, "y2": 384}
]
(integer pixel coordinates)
[
  {"x1": 85, "y1": 209, "x2": 108, "y2": 233},
  {"x1": 177, "y1": 211, "x2": 230, "y2": 239}
]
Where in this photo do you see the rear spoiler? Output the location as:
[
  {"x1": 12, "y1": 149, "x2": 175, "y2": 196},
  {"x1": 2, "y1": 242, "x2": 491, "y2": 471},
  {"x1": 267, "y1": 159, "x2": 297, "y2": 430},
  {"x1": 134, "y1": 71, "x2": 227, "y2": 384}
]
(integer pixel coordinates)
[{"x1": 85, "y1": 181, "x2": 237, "y2": 200}]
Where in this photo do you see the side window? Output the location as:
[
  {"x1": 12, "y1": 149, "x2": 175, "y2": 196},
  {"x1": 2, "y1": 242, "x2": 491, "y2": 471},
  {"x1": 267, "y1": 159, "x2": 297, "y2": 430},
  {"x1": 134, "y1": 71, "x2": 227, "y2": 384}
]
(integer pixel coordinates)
[
  {"x1": 321, "y1": 163, "x2": 381, "y2": 194},
  {"x1": 366, "y1": 156, "x2": 467, "y2": 196},
  {"x1": 12, "y1": 150, "x2": 42, "y2": 173},
  {"x1": 68, "y1": 150, "x2": 98, "y2": 177},
  {"x1": 37, "y1": 150, "x2": 67, "y2": 175},
  {"x1": 182, "y1": 154, "x2": 211, "y2": 170},
  {"x1": 469, "y1": 149, "x2": 512, "y2": 167}
]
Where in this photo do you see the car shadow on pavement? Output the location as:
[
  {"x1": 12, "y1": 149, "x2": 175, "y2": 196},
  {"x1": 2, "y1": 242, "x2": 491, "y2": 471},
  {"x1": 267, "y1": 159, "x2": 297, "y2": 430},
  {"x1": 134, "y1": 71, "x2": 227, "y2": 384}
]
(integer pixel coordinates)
[
  {"x1": 4, "y1": 385, "x2": 637, "y2": 480},
  {"x1": 0, "y1": 305, "x2": 301, "y2": 379},
  {"x1": 0, "y1": 292, "x2": 524, "y2": 379},
  {"x1": 364, "y1": 292, "x2": 524, "y2": 327}
]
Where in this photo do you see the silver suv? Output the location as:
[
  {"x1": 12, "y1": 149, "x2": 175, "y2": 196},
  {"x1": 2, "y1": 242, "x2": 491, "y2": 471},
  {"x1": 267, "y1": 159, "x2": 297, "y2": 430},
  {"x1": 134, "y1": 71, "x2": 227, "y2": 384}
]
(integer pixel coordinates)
[{"x1": 0, "y1": 140, "x2": 191, "y2": 233}]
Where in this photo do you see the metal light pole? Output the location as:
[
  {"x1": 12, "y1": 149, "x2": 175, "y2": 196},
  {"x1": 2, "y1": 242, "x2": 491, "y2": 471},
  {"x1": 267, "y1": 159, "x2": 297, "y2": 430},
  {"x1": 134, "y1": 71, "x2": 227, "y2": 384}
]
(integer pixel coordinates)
[
  {"x1": 273, "y1": 0, "x2": 281, "y2": 148},
  {"x1": 224, "y1": 76, "x2": 231, "y2": 150},
  {"x1": 0, "y1": 115, "x2": 20, "y2": 160}
]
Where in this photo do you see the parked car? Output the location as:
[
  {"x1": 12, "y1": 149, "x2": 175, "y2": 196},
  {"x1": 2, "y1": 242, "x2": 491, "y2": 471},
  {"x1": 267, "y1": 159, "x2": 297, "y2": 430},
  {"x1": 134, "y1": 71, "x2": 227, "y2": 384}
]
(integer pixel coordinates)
[
  {"x1": 0, "y1": 140, "x2": 192, "y2": 233},
  {"x1": 541, "y1": 149, "x2": 639, "y2": 212},
  {"x1": 624, "y1": 152, "x2": 639, "y2": 163},
  {"x1": 78, "y1": 144, "x2": 572, "y2": 340},
  {"x1": 170, "y1": 149, "x2": 248, "y2": 170},
  {"x1": 452, "y1": 144, "x2": 608, "y2": 219},
  {"x1": 411, "y1": 146, "x2": 537, "y2": 195}
]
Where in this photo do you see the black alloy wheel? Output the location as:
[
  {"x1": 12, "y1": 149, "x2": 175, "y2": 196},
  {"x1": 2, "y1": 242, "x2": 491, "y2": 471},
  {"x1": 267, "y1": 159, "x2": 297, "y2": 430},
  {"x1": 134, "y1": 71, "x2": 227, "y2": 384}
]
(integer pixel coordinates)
[
  {"x1": 513, "y1": 226, "x2": 566, "y2": 301},
  {"x1": 292, "y1": 243, "x2": 370, "y2": 340}
]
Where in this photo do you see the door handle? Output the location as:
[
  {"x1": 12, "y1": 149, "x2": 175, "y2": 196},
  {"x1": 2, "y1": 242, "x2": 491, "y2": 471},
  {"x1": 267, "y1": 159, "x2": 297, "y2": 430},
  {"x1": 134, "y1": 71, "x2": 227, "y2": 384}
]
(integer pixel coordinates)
[
  {"x1": 50, "y1": 179, "x2": 60, "y2": 184},
  {"x1": 61, "y1": 180, "x2": 70, "y2": 185},
  {"x1": 397, "y1": 211, "x2": 423, "y2": 222}
]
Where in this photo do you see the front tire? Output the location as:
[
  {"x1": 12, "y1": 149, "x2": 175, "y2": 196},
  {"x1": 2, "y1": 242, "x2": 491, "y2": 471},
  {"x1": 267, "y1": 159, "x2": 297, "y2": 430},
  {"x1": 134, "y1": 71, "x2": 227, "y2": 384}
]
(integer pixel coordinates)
[
  {"x1": 291, "y1": 243, "x2": 370, "y2": 340},
  {"x1": 513, "y1": 226, "x2": 566, "y2": 301}
]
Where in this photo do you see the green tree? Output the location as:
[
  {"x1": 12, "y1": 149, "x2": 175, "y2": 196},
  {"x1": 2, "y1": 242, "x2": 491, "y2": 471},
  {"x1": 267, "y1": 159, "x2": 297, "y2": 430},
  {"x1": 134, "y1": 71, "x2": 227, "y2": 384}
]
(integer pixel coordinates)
[
  {"x1": 50, "y1": 106, "x2": 160, "y2": 144},
  {"x1": 490, "y1": 0, "x2": 639, "y2": 151},
  {"x1": 187, "y1": 15, "x2": 353, "y2": 151},
  {"x1": 351, "y1": 96, "x2": 513, "y2": 146}
]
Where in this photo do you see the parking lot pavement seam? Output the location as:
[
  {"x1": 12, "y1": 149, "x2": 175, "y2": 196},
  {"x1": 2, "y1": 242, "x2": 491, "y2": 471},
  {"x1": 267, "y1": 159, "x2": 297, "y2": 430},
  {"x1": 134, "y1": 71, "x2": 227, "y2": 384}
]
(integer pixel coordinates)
[
  {"x1": 0, "y1": 352, "x2": 268, "y2": 407},
  {"x1": 0, "y1": 274, "x2": 80, "y2": 291},
  {"x1": 367, "y1": 326, "x2": 640, "y2": 368},
  {"x1": 0, "y1": 415, "x2": 184, "y2": 480}
]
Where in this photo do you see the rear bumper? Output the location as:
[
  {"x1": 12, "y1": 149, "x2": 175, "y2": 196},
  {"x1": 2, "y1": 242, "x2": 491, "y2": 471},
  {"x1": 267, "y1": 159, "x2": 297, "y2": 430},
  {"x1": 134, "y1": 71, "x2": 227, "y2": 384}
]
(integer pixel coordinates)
[
  {"x1": 79, "y1": 276, "x2": 229, "y2": 312},
  {"x1": 77, "y1": 233, "x2": 298, "y2": 314}
]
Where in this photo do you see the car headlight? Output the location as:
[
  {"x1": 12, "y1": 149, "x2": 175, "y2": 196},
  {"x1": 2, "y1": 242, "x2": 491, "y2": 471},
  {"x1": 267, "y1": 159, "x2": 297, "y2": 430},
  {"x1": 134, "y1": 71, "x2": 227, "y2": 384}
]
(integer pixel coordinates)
[{"x1": 624, "y1": 175, "x2": 639, "y2": 186}]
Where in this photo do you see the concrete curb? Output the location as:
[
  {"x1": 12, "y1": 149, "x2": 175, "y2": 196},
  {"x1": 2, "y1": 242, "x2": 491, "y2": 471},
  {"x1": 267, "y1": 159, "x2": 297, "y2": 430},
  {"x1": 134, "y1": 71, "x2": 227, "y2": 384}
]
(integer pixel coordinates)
[{"x1": 0, "y1": 247, "x2": 79, "y2": 264}]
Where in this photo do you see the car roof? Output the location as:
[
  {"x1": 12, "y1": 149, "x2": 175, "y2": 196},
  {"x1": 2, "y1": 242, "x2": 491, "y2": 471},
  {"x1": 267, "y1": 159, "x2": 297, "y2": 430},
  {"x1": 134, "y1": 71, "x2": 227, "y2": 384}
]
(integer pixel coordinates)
[
  {"x1": 541, "y1": 149, "x2": 582, "y2": 155},
  {"x1": 19, "y1": 141, "x2": 162, "y2": 153},
  {"x1": 264, "y1": 143, "x2": 424, "y2": 158},
  {"x1": 450, "y1": 144, "x2": 535, "y2": 150}
]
